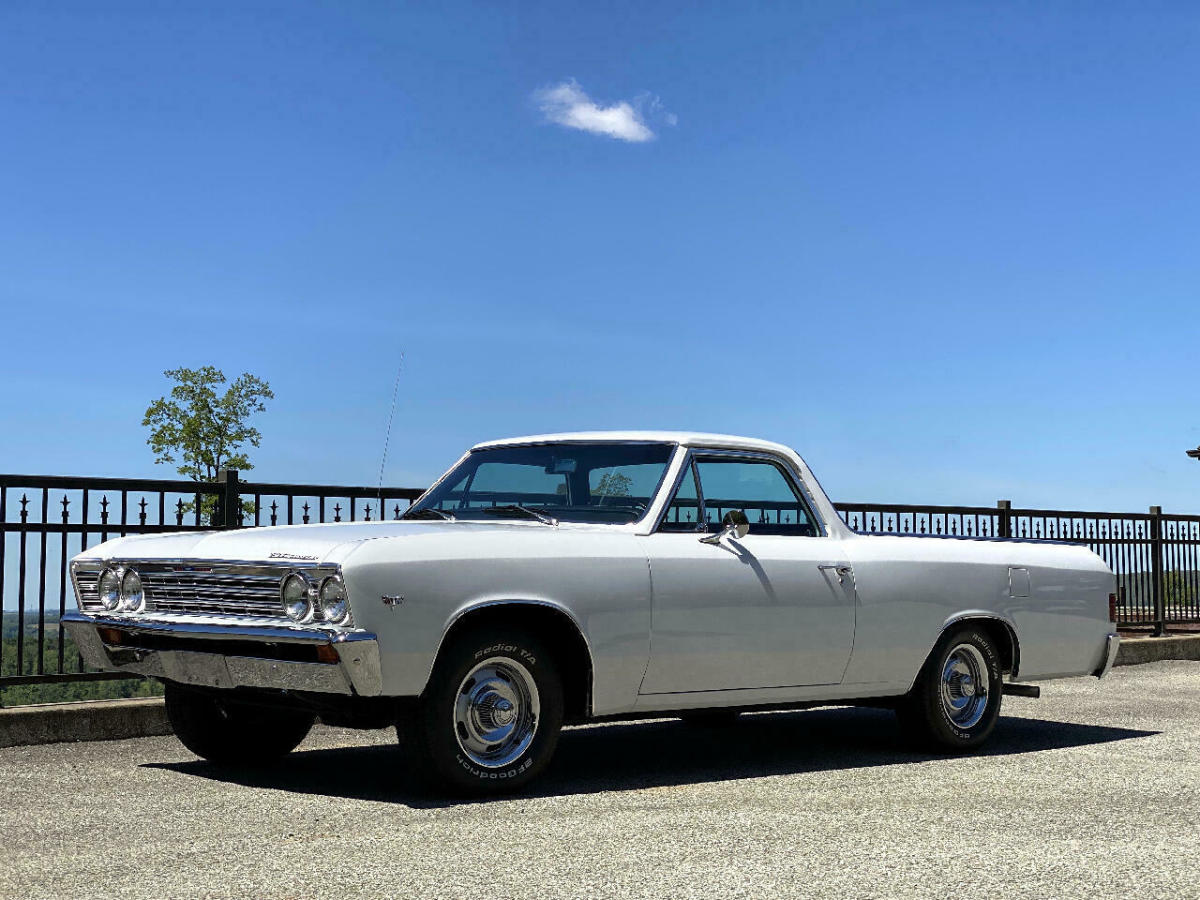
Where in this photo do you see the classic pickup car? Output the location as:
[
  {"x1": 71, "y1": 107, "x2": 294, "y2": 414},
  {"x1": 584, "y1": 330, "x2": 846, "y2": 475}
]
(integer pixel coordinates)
[{"x1": 64, "y1": 432, "x2": 1120, "y2": 793}]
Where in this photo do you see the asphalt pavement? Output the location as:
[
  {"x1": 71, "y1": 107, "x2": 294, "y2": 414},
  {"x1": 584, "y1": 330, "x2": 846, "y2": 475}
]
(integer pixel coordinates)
[{"x1": 2, "y1": 661, "x2": 1197, "y2": 899}]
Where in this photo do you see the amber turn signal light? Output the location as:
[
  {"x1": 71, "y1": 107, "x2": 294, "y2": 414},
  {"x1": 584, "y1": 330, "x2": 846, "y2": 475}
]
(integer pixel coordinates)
[{"x1": 315, "y1": 644, "x2": 340, "y2": 664}]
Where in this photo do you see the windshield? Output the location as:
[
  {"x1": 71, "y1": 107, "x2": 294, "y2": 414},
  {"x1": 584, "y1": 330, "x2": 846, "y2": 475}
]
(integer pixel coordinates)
[{"x1": 407, "y1": 442, "x2": 676, "y2": 524}]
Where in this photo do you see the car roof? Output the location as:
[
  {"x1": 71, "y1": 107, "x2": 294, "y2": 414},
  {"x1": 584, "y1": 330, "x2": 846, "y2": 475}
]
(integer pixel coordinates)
[{"x1": 471, "y1": 431, "x2": 796, "y2": 456}]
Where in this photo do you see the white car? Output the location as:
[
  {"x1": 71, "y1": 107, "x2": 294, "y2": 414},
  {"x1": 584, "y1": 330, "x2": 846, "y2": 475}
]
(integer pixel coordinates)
[{"x1": 64, "y1": 432, "x2": 1120, "y2": 794}]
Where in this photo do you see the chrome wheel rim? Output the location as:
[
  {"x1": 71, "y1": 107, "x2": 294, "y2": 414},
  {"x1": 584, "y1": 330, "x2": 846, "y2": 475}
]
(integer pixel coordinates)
[
  {"x1": 453, "y1": 657, "x2": 540, "y2": 769},
  {"x1": 939, "y1": 643, "x2": 989, "y2": 729}
]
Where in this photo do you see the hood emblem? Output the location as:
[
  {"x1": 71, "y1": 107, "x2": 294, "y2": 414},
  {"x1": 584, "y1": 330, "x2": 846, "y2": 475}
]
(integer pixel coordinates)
[
  {"x1": 381, "y1": 595, "x2": 404, "y2": 608},
  {"x1": 269, "y1": 551, "x2": 319, "y2": 561}
]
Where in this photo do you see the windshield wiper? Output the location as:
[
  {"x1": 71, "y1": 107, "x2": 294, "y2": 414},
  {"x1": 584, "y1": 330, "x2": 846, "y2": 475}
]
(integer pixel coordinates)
[
  {"x1": 479, "y1": 505, "x2": 559, "y2": 526},
  {"x1": 402, "y1": 507, "x2": 456, "y2": 522}
]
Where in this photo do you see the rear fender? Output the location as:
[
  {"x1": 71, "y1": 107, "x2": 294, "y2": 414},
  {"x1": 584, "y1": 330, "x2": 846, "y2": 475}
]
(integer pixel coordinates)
[{"x1": 906, "y1": 611, "x2": 1021, "y2": 691}]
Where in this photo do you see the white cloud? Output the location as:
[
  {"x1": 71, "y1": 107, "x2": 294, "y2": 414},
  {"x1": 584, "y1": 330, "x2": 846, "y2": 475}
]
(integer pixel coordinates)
[{"x1": 533, "y1": 79, "x2": 673, "y2": 143}]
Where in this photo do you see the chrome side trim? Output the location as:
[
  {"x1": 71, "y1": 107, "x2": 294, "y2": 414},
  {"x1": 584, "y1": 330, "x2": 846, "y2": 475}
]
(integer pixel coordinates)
[
  {"x1": 61, "y1": 611, "x2": 382, "y2": 696},
  {"x1": 1095, "y1": 632, "x2": 1120, "y2": 679}
]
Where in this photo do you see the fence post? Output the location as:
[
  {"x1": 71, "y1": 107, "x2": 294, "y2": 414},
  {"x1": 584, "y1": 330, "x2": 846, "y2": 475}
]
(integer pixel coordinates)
[
  {"x1": 1149, "y1": 505, "x2": 1164, "y2": 636},
  {"x1": 997, "y1": 500, "x2": 1012, "y2": 538},
  {"x1": 216, "y1": 469, "x2": 241, "y2": 530}
]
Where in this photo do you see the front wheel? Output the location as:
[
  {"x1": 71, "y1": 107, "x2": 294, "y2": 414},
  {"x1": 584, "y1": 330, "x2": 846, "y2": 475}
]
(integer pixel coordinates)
[
  {"x1": 398, "y1": 629, "x2": 564, "y2": 795},
  {"x1": 896, "y1": 626, "x2": 1003, "y2": 751},
  {"x1": 164, "y1": 683, "x2": 315, "y2": 765}
]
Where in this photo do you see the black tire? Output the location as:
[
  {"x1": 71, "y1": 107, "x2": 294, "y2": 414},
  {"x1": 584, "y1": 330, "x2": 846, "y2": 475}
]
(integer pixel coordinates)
[
  {"x1": 896, "y1": 625, "x2": 1003, "y2": 752},
  {"x1": 398, "y1": 628, "x2": 564, "y2": 795},
  {"x1": 678, "y1": 710, "x2": 741, "y2": 726},
  {"x1": 164, "y1": 683, "x2": 315, "y2": 765}
]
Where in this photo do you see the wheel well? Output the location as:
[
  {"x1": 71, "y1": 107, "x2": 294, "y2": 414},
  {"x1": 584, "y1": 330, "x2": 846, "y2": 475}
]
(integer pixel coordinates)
[
  {"x1": 948, "y1": 616, "x2": 1020, "y2": 677},
  {"x1": 436, "y1": 603, "x2": 593, "y2": 723}
]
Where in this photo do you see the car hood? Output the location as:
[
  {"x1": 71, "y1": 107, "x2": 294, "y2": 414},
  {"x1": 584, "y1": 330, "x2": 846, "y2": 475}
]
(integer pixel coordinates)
[{"x1": 75, "y1": 519, "x2": 593, "y2": 566}]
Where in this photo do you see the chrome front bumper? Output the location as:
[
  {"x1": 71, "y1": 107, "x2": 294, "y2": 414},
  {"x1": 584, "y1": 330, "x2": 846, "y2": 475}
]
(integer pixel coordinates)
[
  {"x1": 1095, "y1": 632, "x2": 1121, "y2": 679},
  {"x1": 62, "y1": 611, "x2": 382, "y2": 696}
]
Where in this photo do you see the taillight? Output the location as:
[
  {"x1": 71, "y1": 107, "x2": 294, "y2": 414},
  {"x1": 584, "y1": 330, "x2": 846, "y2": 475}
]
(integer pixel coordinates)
[{"x1": 1108, "y1": 592, "x2": 1118, "y2": 623}]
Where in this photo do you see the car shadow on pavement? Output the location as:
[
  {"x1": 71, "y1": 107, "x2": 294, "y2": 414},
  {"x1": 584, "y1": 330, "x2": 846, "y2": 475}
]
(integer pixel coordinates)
[{"x1": 144, "y1": 707, "x2": 1157, "y2": 808}]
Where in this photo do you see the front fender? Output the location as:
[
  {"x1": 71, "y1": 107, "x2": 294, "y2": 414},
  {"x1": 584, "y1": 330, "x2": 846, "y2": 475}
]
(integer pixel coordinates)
[{"x1": 339, "y1": 529, "x2": 653, "y2": 715}]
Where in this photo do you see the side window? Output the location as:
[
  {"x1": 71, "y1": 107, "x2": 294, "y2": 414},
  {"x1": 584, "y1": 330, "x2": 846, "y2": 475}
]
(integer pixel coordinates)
[
  {"x1": 658, "y1": 462, "x2": 703, "y2": 532},
  {"x1": 693, "y1": 458, "x2": 818, "y2": 537}
]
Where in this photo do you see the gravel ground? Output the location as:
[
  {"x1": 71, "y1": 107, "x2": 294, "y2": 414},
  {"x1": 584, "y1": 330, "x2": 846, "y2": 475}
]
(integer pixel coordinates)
[{"x1": 2, "y1": 661, "x2": 1197, "y2": 900}]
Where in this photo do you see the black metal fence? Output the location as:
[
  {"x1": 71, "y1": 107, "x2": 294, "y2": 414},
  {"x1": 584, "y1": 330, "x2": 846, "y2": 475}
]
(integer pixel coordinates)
[{"x1": 3, "y1": 472, "x2": 1198, "y2": 692}]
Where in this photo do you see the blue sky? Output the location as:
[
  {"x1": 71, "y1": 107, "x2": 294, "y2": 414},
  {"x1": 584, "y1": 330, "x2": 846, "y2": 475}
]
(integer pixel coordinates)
[{"x1": 2, "y1": 1, "x2": 1199, "y2": 511}]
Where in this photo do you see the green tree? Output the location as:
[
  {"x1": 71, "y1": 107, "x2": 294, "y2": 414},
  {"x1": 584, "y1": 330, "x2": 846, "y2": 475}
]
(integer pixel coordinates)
[
  {"x1": 593, "y1": 472, "x2": 633, "y2": 499},
  {"x1": 143, "y1": 367, "x2": 273, "y2": 521},
  {"x1": 1163, "y1": 571, "x2": 1199, "y2": 609}
]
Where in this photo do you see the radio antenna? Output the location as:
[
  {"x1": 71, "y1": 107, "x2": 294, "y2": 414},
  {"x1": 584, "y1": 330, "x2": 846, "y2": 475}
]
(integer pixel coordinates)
[{"x1": 377, "y1": 352, "x2": 405, "y2": 509}]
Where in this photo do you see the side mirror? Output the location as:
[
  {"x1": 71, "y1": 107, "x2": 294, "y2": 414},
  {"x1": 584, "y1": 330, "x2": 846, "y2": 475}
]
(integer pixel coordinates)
[{"x1": 699, "y1": 509, "x2": 750, "y2": 545}]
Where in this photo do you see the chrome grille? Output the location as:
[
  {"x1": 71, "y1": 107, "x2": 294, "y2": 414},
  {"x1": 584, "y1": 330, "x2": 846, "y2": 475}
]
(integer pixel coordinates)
[
  {"x1": 74, "y1": 571, "x2": 101, "y2": 610},
  {"x1": 73, "y1": 561, "x2": 332, "y2": 619},
  {"x1": 140, "y1": 569, "x2": 283, "y2": 616}
]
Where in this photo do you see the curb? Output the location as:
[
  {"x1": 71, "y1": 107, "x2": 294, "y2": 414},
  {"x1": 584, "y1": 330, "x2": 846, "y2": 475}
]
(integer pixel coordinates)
[
  {"x1": 1116, "y1": 634, "x2": 1200, "y2": 667},
  {"x1": 0, "y1": 697, "x2": 170, "y2": 749}
]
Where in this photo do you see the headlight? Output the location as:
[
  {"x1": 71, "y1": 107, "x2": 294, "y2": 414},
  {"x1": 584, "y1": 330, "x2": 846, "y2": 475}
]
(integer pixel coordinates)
[
  {"x1": 97, "y1": 567, "x2": 122, "y2": 612},
  {"x1": 280, "y1": 573, "x2": 313, "y2": 622},
  {"x1": 318, "y1": 575, "x2": 350, "y2": 624},
  {"x1": 119, "y1": 568, "x2": 145, "y2": 612}
]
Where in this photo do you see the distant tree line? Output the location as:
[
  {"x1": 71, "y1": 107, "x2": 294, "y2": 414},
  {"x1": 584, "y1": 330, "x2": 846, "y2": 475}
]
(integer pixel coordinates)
[{"x1": 0, "y1": 615, "x2": 160, "y2": 706}]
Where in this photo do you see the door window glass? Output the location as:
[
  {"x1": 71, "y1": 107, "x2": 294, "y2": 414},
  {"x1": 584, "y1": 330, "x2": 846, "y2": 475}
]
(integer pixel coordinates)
[
  {"x1": 659, "y1": 463, "x2": 703, "y2": 532},
  {"x1": 694, "y1": 458, "x2": 818, "y2": 536}
]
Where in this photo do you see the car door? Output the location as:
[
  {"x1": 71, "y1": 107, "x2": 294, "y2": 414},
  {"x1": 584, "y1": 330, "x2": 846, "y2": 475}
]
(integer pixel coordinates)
[{"x1": 638, "y1": 451, "x2": 856, "y2": 694}]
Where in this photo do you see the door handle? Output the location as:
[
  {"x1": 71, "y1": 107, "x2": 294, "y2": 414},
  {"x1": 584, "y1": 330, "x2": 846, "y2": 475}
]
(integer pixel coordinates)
[{"x1": 818, "y1": 564, "x2": 853, "y2": 583}]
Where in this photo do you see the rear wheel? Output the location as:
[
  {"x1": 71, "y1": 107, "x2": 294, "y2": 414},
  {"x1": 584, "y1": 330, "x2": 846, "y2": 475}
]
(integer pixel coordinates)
[
  {"x1": 896, "y1": 626, "x2": 1003, "y2": 751},
  {"x1": 164, "y1": 683, "x2": 315, "y2": 764},
  {"x1": 398, "y1": 628, "x2": 564, "y2": 794}
]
